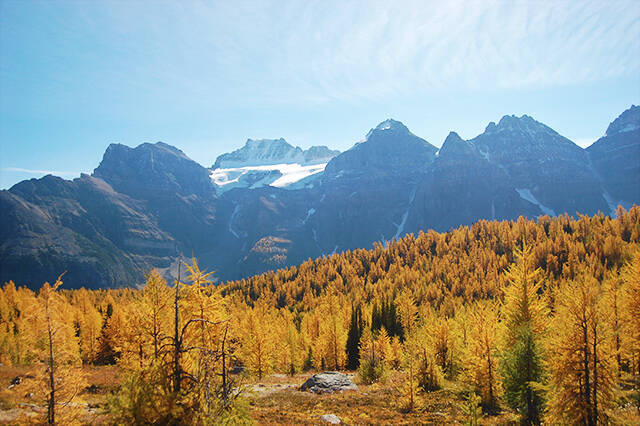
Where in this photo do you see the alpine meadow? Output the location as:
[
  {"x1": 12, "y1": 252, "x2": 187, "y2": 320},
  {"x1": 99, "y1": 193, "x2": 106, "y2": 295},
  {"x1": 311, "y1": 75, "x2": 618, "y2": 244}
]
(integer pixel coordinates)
[{"x1": 1, "y1": 0, "x2": 640, "y2": 424}]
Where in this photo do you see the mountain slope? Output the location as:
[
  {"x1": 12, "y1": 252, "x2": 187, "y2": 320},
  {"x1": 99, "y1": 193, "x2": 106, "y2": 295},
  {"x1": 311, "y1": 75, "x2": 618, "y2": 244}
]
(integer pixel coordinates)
[
  {"x1": 587, "y1": 105, "x2": 640, "y2": 208},
  {"x1": 409, "y1": 132, "x2": 539, "y2": 231},
  {"x1": 1, "y1": 108, "x2": 638, "y2": 289},
  {"x1": 469, "y1": 115, "x2": 608, "y2": 216},
  {"x1": 0, "y1": 175, "x2": 164, "y2": 288},
  {"x1": 323, "y1": 119, "x2": 437, "y2": 180},
  {"x1": 94, "y1": 142, "x2": 214, "y2": 199}
]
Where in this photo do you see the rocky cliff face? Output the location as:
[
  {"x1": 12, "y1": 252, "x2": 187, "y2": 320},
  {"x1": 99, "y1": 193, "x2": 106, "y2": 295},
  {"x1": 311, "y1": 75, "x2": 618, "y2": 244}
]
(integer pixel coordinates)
[
  {"x1": 0, "y1": 175, "x2": 170, "y2": 288},
  {"x1": 94, "y1": 142, "x2": 215, "y2": 199},
  {"x1": 408, "y1": 132, "x2": 538, "y2": 232},
  {"x1": 323, "y1": 119, "x2": 437, "y2": 180},
  {"x1": 212, "y1": 138, "x2": 339, "y2": 168},
  {"x1": 469, "y1": 115, "x2": 607, "y2": 216},
  {"x1": 587, "y1": 105, "x2": 640, "y2": 207},
  {"x1": 2, "y1": 108, "x2": 638, "y2": 289}
]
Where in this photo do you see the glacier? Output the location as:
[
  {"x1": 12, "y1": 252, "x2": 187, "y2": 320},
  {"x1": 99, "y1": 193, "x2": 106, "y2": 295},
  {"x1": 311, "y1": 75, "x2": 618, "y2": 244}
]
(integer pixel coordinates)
[{"x1": 210, "y1": 163, "x2": 327, "y2": 193}]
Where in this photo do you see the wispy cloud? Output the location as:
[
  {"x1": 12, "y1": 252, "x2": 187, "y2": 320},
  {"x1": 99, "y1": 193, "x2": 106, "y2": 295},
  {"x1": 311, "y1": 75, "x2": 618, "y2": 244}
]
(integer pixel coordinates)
[
  {"x1": 103, "y1": 0, "x2": 639, "y2": 105},
  {"x1": 4, "y1": 167, "x2": 81, "y2": 177},
  {"x1": 27, "y1": 0, "x2": 637, "y2": 109}
]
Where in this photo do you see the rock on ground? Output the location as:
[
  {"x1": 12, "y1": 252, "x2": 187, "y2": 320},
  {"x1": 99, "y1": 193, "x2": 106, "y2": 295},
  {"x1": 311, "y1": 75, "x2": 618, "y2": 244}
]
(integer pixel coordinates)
[
  {"x1": 320, "y1": 413, "x2": 341, "y2": 424},
  {"x1": 299, "y1": 372, "x2": 358, "y2": 393}
]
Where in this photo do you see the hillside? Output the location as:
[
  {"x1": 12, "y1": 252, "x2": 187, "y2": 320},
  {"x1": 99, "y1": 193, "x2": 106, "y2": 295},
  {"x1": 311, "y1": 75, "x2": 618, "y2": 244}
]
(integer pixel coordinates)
[{"x1": 1, "y1": 208, "x2": 639, "y2": 424}]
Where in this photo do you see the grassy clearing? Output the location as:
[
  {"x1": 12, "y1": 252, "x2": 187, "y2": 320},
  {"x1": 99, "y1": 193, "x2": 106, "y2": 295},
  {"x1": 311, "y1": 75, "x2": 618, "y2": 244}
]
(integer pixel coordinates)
[
  {"x1": 0, "y1": 366, "x2": 637, "y2": 424},
  {"x1": 245, "y1": 371, "x2": 519, "y2": 425},
  {"x1": 0, "y1": 365, "x2": 119, "y2": 424}
]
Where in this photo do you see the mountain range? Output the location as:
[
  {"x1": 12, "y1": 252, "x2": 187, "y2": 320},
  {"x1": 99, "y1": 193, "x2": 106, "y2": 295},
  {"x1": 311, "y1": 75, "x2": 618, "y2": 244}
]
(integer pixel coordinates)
[{"x1": 1, "y1": 106, "x2": 638, "y2": 289}]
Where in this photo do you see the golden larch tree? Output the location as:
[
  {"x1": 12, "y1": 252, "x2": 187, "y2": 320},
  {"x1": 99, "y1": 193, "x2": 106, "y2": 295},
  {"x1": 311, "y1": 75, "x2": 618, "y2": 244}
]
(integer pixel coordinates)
[{"x1": 546, "y1": 275, "x2": 616, "y2": 425}]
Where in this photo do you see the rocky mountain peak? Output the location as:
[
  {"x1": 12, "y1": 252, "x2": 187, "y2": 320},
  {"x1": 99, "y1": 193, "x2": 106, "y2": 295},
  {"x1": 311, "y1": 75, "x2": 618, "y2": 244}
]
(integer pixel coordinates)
[
  {"x1": 473, "y1": 113, "x2": 582, "y2": 156},
  {"x1": 303, "y1": 145, "x2": 341, "y2": 163},
  {"x1": 443, "y1": 131, "x2": 465, "y2": 145},
  {"x1": 93, "y1": 141, "x2": 214, "y2": 198},
  {"x1": 324, "y1": 119, "x2": 436, "y2": 179},
  {"x1": 494, "y1": 114, "x2": 554, "y2": 135},
  {"x1": 439, "y1": 132, "x2": 477, "y2": 158},
  {"x1": 484, "y1": 122, "x2": 498, "y2": 133},
  {"x1": 244, "y1": 138, "x2": 290, "y2": 149},
  {"x1": 213, "y1": 138, "x2": 339, "y2": 169},
  {"x1": 375, "y1": 118, "x2": 407, "y2": 132},
  {"x1": 605, "y1": 105, "x2": 639, "y2": 136},
  {"x1": 365, "y1": 119, "x2": 410, "y2": 141}
]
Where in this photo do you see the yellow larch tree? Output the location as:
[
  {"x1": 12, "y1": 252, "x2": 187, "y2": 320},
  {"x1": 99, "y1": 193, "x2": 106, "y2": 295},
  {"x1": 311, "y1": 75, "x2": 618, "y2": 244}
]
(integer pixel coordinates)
[
  {"x1": 622, "y1": 252, "x2": 640, "y2": 398},
  {"x1": 464, "y1": 302, "x2": 499, "y2": 412},
  {"x1": 139, "y1": 269, "x2": 171, "y2": 362},
  {"x1": 546, "y1": 275, "x2": 617, "y2": 425},
  {"x1": 396, "y1": 288, "x2": 418, "y2": 338},
  {"x1": 275, "y1": 310, "x2": 304, "y2": 375},
  {"x1": 30, "y1": 275, "x2": 87, "y2": 425},
  {"x1": 0, "y1": 281, "x2": 37, "y2": 365},
  {"x1": 406, "y1": 324, "x2": 443, "y2": 392},
  {"x1": 237, "y1": 301, "x2": 275, "y2": 379},
  {"x1": 315, "y1": 297, "x2": 348, "y2": 371},
  {"x1": 73, "y1": 288, "x2": 103, "y2": 364}
]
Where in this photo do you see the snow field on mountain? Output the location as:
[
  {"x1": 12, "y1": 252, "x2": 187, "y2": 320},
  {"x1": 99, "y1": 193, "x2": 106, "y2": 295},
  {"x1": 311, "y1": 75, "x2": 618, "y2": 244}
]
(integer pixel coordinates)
[{"x1": 210, "y1": 163, "x2": 327, "y2": 192}]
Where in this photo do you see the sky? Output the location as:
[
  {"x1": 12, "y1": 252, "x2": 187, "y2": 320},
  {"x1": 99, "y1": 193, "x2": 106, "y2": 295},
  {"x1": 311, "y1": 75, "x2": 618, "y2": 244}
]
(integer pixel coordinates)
[{"x1": 1, "y1": 0, "x2": 639, "y2": 189}]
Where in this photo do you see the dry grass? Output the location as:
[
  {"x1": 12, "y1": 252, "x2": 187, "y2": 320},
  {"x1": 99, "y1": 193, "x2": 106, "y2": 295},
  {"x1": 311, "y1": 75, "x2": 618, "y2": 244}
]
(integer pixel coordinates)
[
  {"x1": 245, "y1": 371, "x2": 519, "y2": 425},
  {"x1": 0, "y1": 364, "x2": 119, "y2": 425},
  {"x1": 0, "y1": 366, "x2": 638, "y2": 424}
]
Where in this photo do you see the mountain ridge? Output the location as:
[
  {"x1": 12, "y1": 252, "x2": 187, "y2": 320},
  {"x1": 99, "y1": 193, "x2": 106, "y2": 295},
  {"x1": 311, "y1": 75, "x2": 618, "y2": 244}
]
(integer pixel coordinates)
[
  {"x1": 212, "y1": 138, "x2": 340, "y2": 169},
  {"x1": 1, "y1": 106, "x2": 638, "y2": 289}
]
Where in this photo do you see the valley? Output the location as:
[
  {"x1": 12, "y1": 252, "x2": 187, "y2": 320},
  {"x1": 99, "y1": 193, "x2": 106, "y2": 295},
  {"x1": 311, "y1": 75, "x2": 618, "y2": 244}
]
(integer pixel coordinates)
[
  {"x1": 1, "y1": 106, "x2": 638, "y2": 290},
  {"x1": 1, "y1": 209, "x2": 639, "y2": 424}
]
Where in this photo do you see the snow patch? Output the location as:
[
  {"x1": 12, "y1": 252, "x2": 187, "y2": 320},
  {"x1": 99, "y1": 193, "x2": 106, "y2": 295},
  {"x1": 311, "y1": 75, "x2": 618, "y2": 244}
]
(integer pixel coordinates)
[
  {"x1": 303, "y1": 208, "x2": 316, "y2": 224},
  {"x1": 271, "y1": 163, "x2": 326, "y2": 187},
  {"x1": 392, "y1": 188, "x2": 416, "y2": 241},
  {"x1": 516, "y1": 188, "x2": 556, "y2": 216},
  {"x1": 228, "y1": 204, "x2": 241, "y2": 239},
  {"x1": 210, "y1": 163, "x2": 327, "y2": 193}
]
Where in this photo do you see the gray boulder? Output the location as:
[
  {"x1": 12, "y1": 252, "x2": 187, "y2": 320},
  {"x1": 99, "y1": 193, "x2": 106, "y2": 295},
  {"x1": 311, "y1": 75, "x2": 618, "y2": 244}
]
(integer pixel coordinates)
[
  {"x1": 300, "y1": 372, "x2": 358, "y2": 393},
  {"x1": 320, "y1": 414, "x2": 341, "y2": 424}
]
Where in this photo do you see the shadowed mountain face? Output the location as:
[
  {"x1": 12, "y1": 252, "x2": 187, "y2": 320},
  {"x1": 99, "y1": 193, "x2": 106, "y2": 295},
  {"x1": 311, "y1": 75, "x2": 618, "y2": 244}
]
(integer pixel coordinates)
[
  {"x1": 93, "y1": 142, "x2": 215, "y2": 199},
  {"x1": 323, "y1": 119, "x2": 438, "y2": 180},
  {"x1": 1, "y1": 107, "x2": 638, "y2": 289},
  {"x1": 587, "y1": 105, "x2": 640, "y2": 207},
  {"x1": 469, "y1": 115, "x2": 607, "y2": 216}
]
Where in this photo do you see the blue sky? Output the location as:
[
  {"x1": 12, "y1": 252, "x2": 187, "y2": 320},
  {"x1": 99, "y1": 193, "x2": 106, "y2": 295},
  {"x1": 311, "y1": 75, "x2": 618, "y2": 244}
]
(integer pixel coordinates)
[{"x1": 1, "y1": 0, "x2": 639, "y2": 189}]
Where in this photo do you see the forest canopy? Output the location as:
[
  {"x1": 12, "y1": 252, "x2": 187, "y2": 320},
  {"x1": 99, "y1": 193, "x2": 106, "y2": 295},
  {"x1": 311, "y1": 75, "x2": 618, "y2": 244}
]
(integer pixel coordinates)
[{"x1": 1, "y1": 206, "x2": 639, "y2": 424}]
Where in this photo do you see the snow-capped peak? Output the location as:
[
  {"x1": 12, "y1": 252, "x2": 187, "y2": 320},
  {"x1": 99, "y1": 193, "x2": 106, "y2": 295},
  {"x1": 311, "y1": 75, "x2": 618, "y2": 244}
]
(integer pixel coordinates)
[
  {"x1": 210, "y1": 138, "x2": 340, "y2": 193},
  {"x1": 364, "y1": 119, "x2": 409, "y2": 141},
  {"x1": 213, "y1": 138, "x2": 339, "y2": 169},
  {"x1": 375, "y1": 118, "x2": 406, "y2": 131}
]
